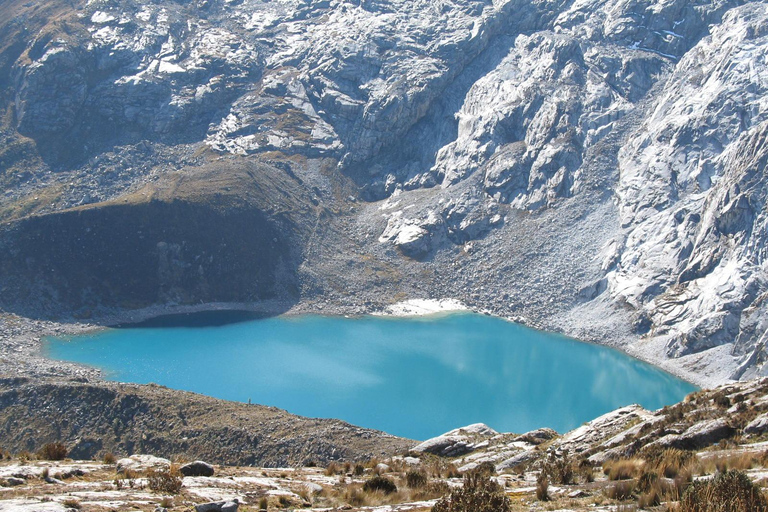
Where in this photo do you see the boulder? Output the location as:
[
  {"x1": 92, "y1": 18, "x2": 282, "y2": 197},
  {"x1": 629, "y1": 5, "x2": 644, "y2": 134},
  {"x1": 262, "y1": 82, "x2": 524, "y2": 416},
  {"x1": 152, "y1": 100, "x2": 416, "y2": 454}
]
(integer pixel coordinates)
[
  {"x1": 678, "y1": 418, "x2": 734, "y2": 448},
  {"x1": 443, "y1": 423, "x2": 498, "y2": 437},
  {"x1": 195, "y1": 500, "x2": 239, "y2": 512},
  {"x1": 744, "y1": 412, "x2": 768, "y2": 435},
  {"x1": 588, "y1": 445, "x2": 635, "y2": 465},
  {"x1": 651, "y1": 419, "x2": 735, "y2": 450},
  {"x1": 180, "y1": 461, "x2": 215, "y2": 477},
  {"x1": 495, "y1": 450, "x2": 540, "y2": 472},
  {"x1": 4, "y1": 477, "x2": 25, "y2": 487},
  {"x1": 302, "y1": 482, "x2": 323, "y2": 494},
  {"x1": 514, "y1": 428, "x2": 558, "y2": 445},
  {"x1": 394, "y1": 225, "x2": 431, "y2": 259},
  {"x1": 412, "y1": 435, "x2": 474, "y2": 457},
  {"x1": 646, "y1": 433, "x2": 683, "y2": 450}
]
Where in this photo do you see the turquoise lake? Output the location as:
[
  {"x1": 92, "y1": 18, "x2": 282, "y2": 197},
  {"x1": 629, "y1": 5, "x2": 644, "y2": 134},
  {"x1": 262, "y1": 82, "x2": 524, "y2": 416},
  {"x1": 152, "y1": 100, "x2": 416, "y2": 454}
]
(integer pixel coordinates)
[{"x1": 45, "y1": 312, "x2": 697, "y2": 440}]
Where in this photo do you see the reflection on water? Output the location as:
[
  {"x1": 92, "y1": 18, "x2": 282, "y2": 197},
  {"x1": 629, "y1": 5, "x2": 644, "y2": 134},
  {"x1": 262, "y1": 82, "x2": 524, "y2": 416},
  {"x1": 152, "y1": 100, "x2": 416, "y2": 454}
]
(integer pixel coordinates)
[{"x1": 46, "y1": 312, "x2": 697, "y2": 440}]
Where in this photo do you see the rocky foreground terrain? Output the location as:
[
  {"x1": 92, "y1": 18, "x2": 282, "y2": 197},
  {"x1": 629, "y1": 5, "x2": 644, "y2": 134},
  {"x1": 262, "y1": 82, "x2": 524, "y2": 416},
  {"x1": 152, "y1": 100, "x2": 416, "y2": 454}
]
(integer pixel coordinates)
[
  {"x1": 0, "y1": 0, "x2": 767, "y2": 385},
  {"x1": 5, "y1": 378, "x2": 768, "y2": 512},
  {"x1": 0, "y1": 377, "x2": 412, "y2": 467}
]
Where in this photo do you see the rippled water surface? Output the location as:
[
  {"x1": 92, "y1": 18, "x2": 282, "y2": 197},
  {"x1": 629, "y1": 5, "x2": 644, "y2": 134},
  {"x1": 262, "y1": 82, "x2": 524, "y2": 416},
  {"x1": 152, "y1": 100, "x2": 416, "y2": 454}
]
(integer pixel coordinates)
[{"x1": 46, "y1": 312, "x2": 696, "y2": 439}]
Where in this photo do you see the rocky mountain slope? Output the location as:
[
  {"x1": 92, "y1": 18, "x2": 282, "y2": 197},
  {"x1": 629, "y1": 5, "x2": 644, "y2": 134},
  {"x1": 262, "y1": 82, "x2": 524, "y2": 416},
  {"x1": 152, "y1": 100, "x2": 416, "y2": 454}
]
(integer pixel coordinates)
[
  {"x1": 4, "y1": 378, "x2": 768, "y2": 512},
  {"x1": 0, "y1": 377, "x2": 411, "y2": 467},
  {"x1": 0, "y1": 0, "x2": 767, "y2": 384}
]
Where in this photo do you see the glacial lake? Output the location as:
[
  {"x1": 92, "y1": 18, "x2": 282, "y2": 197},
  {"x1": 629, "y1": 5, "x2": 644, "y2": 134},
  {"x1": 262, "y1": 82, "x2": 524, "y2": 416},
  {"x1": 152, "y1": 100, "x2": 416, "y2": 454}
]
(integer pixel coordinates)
[{"x1": 45, "y1": 312, "x2": 696, "y2": 440}]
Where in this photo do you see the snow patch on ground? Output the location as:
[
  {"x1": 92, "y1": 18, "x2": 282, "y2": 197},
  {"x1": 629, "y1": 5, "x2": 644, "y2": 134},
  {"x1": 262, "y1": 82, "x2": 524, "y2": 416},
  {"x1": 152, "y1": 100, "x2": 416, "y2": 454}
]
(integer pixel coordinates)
[{"x1": 378, "y1": 299, "x2": 468, "y2": 317}]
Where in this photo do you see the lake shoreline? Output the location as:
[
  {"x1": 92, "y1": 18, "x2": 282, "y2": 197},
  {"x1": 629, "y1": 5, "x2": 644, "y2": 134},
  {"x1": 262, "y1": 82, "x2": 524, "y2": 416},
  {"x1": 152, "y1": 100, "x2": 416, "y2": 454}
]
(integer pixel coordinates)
[
  {"x1": 46, "y1": 308, "x2": 696, "y2": 439},
  {"x1": 2, "y1": 296, "x2": 718, "y2": 395}
]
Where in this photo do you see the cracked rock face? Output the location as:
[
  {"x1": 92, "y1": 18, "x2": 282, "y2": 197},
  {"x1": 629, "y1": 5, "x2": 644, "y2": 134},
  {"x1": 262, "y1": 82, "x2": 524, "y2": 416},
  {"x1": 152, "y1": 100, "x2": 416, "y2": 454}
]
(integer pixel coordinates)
[
  {"x1": 607, "y1": 3, "x2": 768, "y2": 375},
  {"x1": 2, "y1": 0, "x2": 768, "y2": 385}
]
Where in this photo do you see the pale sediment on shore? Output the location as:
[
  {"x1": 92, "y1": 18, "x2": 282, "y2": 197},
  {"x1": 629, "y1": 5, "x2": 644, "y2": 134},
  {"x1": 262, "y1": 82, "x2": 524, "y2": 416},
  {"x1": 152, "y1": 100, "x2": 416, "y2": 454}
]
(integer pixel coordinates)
[{"x1": 376, "y1": 299, "x2": 468, "y2": 317}]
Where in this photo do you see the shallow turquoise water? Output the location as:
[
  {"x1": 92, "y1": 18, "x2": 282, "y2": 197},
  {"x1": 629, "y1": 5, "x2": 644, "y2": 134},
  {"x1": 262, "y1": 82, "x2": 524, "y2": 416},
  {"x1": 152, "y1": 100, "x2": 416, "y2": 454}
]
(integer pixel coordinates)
[{"x1": 45, "y1": 312, "x2": 696, "y2": 440}]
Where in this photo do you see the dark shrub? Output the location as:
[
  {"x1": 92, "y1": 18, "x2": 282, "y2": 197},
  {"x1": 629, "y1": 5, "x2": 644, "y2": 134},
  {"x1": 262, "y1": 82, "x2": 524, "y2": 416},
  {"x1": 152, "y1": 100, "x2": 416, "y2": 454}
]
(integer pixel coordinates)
[
  {"x1": 679, "y1": 470, "x2": 767, "y2": 512},
  {"x1": 536, "y1": 473, "x2": 549, "y2": 502},
  {"x1": 432, "y1": 473, "x2": 511, "y2": 512},
  {"x1": 38, "y1": 442, "x2": 67, "y2": 461},
  {"x1": 578, "y1": 458, "x2": 594, "y2": 483},
  {"x1": 362, "y1": 475, "x2": 397, "y2": 494},
  {"x1": 712, "y1": 392, "x2": 731, "y2": 408},
  {"x1": 471, "y1": 461, "x2": 496, "y2": 476},
  {"x1": 543, "y1": 450, "x2": 574, "y2": 484},
  {"x1": 406, "y1": 469, "x2": 428, "y2": 489}
]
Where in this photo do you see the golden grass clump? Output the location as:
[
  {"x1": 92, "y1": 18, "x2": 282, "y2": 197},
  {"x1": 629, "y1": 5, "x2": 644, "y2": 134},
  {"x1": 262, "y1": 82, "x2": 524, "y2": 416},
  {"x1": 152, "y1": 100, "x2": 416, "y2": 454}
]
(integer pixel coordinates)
[
  {"x1": 679, "y1": 470, "x2": 767, "y2": 512},
  {"x1": 603, "y1": 458, "x2": 643, "y2": 481}
]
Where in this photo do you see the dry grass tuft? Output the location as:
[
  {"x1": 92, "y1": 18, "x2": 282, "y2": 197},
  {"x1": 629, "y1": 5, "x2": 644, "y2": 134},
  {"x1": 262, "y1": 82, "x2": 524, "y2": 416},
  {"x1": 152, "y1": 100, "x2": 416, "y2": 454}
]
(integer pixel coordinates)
[
  {"x1": 604, "y1": 459, "x2": 643, "y2": 481},
  {"x1": 38, "y1": 442, "x2": 67, "y2": 461},
  {"x1": 405, "y1": 469, "x2": 427, "y2": 489},
  {"x1": 679, "y1": 470, "x2": 767, "y2": 512},
  {"x1": 62, "y1": 498, "x2": 81, "y2": 509},
  {"x1": 605, "y1": 480, "x2": 635, "y2": 500},
  {"x1": 695, "y1": 452, "x2": 760, "y2": 474},
  {"x1": 432, "y1": 473, "x2": 511, "y2": 512},
  {"x1": 146, "y1": 467, "x2": 183, "y2": 494},
  {"x1": 536, "y1": 472, "x2": 549, "y2": 502}
]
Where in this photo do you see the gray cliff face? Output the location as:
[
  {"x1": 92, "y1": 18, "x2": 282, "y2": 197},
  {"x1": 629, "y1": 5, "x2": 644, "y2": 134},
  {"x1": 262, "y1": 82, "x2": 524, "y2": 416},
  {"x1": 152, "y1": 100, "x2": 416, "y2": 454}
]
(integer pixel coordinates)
[
  {"x1": 1, "y1": 0, "x2": 768, "y2": 384},
  {"x1": 607, "y1": 4, "x2": 768, "y2": 377}
]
